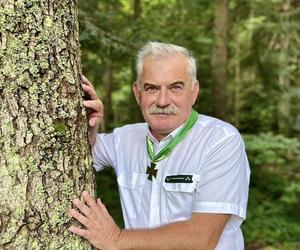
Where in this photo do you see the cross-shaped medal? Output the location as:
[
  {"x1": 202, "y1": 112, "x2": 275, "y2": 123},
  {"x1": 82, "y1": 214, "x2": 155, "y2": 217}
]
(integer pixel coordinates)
[{"x1": 146, "y1": 162, "x2": 157, "y2": 181}]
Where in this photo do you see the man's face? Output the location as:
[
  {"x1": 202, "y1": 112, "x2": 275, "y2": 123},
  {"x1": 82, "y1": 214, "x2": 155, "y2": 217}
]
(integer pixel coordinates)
[{"x1": 133, "y1": 54, "x2": 199, "y2": 140}]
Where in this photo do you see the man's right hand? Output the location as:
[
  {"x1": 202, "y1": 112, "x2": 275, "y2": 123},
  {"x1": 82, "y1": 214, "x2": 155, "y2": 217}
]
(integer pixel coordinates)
[{"x1": 81, "y1": 75, "x2": 103, "y2": 146}]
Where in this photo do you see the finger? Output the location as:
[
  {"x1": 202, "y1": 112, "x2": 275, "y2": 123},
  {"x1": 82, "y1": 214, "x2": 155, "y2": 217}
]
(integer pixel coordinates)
[
  {"x1": 82, "y1": 191, "x2": 100, "y2": 213},
  {"x1": 82, "y1": 84, "x2": 98, "y2": 100},
  {"x1": 83, "y1": 100, "x2": 103, "y2": 112},
  {"x1": 89, "y1": 116, "x2": 102, "y2": 127},
  {"x1": 69, "y1": 208, "x2": 93, "y2": 229},
  {"x1": 97, "y1": 199, "x2": 114, "y2": 222},
  {"x1": 81, "y1": 75, "x2": 93, "y2": 87},
  {"x1": 97, "y1": 198, "x2": 108, "y2": 214},
  {"x1": 68, "y1": 225, "x2": 90, "y2": 239},
  {"x1": 73, "y1": 198, "x2": 95, "y2": 219}
]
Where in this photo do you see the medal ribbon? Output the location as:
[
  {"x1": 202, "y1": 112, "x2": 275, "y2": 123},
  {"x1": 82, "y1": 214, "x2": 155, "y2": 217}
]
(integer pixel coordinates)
[{"x1": 146, "y1": 109, "x2": 199, "y2": 180}]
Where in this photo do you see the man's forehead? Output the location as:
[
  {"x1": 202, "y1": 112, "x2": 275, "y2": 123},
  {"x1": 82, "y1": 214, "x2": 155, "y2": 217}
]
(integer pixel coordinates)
[{"x1": 141, "y1": 55, "x2": 188, "y2": 78}]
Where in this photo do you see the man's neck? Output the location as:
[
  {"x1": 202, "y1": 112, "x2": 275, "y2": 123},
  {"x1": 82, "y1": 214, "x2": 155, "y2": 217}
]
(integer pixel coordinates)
[
  {"x1": 150, "y1": 130, "x2": 169, "y2": 142},
  {"x1": 149, "y1": 123, "x2": 185, "y2": 142}
]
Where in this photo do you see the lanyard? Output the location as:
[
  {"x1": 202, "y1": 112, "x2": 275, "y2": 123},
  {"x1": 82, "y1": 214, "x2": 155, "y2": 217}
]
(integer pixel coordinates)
[{"x1": 146, "y1": 109, "x2": 199, "y2": 181}]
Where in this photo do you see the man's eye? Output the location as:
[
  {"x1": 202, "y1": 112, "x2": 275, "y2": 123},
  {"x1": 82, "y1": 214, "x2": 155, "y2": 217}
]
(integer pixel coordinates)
[
  {"x1": 145, "y1": 86, "x2": 157, "y2": 92},
  {"x1": 170, "y1": 85, "x2": 183, "y2": 91}
]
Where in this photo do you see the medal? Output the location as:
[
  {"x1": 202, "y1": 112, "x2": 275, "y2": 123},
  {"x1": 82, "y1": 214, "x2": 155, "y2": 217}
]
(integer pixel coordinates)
[
  {"x1": 146, "y1": 162, "x2": 158, "y2": 181},
  {"x1": 146, "y1": 109, "x2": 199, "y2": 181}
]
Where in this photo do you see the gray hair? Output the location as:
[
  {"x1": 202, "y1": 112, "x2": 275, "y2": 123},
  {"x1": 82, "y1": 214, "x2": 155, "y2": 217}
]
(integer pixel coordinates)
[{"x1": 136, "y1": 42, "x2": 197, "y2": 89}]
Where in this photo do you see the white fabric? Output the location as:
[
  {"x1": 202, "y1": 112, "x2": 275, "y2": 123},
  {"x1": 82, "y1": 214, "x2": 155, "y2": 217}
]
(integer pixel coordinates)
[{"x1": 92, "y1": 114, "x2": 250, "y2": 250}]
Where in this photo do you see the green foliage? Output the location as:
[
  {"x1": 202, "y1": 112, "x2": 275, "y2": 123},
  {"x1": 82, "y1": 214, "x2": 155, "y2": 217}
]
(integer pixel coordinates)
[
  {"x1": 244, "y1": 132, "x2": 300, "y2": 165},
  {"x1": 244, "y1": 196, "x2": 300, "y2": 248},
  {"x1": 243, "y1": 133, "x2": 300, "y2": 248}
]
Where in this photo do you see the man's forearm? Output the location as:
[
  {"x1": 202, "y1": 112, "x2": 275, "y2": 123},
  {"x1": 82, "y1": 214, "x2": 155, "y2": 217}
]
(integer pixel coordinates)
[
  {"x1": 68, "y1": 193, "x2": 230, "y2": 250},
  {"x1": 115, "y1": 214, "x2": 229, "y2": 250}
]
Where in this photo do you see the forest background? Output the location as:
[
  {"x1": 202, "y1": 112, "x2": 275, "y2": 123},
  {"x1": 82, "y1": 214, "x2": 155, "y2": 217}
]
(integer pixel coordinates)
[{"x1": 78, "y1": 0, "x2": 300, "y2": 249}]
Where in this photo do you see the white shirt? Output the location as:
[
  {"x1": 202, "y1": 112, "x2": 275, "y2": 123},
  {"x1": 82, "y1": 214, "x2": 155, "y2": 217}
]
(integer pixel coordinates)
[{"x1": 92, "y1": 114, "x2": 250, "y2": 250}]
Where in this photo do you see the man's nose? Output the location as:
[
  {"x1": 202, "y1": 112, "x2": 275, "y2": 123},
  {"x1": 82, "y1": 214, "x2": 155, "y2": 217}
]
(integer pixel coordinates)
[{"x1": 156, "y1": 89, "x2": 170, "y2": 107}]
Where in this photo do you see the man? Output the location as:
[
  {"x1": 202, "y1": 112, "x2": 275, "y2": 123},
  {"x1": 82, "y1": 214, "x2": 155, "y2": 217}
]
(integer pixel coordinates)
[{"x1": 68, "y1": 42, "x2": 250, "y2": 250}]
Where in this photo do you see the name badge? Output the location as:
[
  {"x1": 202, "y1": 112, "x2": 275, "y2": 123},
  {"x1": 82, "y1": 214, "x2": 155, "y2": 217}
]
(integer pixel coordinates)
[{"x1": 165, "y1": 175, "x2": 193, "y2": 183}]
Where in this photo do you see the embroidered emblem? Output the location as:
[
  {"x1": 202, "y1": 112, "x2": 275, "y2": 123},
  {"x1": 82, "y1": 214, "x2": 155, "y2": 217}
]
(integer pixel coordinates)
[{"x1": 165, "y1": 175, "x2": 193, "y2": 183}]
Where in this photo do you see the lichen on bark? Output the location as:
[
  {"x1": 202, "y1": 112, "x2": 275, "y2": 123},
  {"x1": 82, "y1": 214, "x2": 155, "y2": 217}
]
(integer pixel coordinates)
[{"x1": 0, "y1": 0, "x2": 95, "y2": 249}]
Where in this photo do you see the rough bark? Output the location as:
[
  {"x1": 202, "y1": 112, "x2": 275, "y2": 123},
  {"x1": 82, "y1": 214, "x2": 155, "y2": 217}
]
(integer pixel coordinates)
[
  {"x1": 211, "y1": 0, "x2": 228, "y2": 120},
  {"x1": 0, "y1": 1, "x2": 95, "y2": 249}
]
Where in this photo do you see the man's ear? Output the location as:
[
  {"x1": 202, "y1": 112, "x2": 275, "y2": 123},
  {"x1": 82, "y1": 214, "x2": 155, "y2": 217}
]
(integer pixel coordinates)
[
  {"x1": 133, "y1": 82, "x2": 140, "y2": 105},
  {"x1": 192, "y1": 80, "x2": 199, "y2": 105}
]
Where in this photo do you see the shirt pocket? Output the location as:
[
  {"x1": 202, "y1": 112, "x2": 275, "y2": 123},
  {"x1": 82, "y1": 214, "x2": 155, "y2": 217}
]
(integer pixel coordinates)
[
  {"x1": 117, "y1": 172, "x2": 146, "y2": 219},
  {"x1": 162, "y1": 174, "x2": 200, "y2": 222}
]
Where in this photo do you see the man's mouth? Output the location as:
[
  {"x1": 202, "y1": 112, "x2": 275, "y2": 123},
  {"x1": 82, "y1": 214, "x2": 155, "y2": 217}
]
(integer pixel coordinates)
[{"x1": 148, "y1": 106, "x2": 178, "y2": 115}]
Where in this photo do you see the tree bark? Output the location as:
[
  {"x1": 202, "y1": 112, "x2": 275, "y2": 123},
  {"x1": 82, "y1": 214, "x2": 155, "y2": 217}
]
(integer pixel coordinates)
[
  {"x1": 0, "y1": 1, "x2": 95, "y2": 249},
  {"x1": 211, "y1": 0, "x2": 228, "y2": 120}
]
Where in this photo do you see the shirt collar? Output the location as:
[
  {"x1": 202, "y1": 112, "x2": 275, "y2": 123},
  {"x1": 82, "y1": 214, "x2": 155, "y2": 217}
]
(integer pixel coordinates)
[{"x1": 147, "y1": 122, "x2": 184, "y2": 145}]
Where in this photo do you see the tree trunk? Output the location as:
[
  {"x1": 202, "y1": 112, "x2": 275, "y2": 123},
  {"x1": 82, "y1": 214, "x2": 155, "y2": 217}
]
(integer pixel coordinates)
[
  {"x1": 278, "y1": 0, "x2": 292, "y2": 135},
  {"x1": 103, "y1": 45, "x2": 114, "y2": 131},
  {"x1": 134, "y1": 0, "x2": 141, "y2": 19},
  {"x1": 0, "y1": 1, "x2": 95, "y2": 249},
  {"x1": 234, "y1": 5, "x2": 241, "y2": 128},
  {"x1": 129, "y1": 0, "x2": 143, "y2": 123},
  {"x1": 211, "y1": 0, "x2": 228, "y2": 120}
]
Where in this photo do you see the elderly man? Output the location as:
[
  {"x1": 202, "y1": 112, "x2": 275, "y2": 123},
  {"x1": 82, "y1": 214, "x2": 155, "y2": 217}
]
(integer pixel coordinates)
[{"x1": 68, "y1": 42, "x2": 250, "y2": 250}]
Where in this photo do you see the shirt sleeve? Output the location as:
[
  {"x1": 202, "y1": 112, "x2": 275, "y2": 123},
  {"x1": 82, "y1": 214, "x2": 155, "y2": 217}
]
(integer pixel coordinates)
[
  {"x1": 192, "y1": 132, "x2": 250, "y2": 220},
  {"x1": 92, "y1": 132, "x2": 117, "y2": 172}
]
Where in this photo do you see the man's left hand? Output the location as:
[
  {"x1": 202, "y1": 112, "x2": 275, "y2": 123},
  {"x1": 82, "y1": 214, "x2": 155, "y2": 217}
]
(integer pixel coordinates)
[{"x1": 68, "y1": 191, "x2": 121, "y2": 250}]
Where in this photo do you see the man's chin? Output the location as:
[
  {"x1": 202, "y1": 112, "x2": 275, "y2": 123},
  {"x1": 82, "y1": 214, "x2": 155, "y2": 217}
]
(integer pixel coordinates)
[{"x1": 151, "y1": 124, "x2": 177, "y2": 136}]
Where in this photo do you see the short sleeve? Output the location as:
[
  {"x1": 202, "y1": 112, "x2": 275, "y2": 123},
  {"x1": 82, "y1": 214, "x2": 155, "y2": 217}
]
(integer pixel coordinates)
[
  {"x1": 92, "y1": 133, "x2": 117, "y2": 172},
  {"x1": 192, "y1": 133, "x2": 250, "y2": 220}
]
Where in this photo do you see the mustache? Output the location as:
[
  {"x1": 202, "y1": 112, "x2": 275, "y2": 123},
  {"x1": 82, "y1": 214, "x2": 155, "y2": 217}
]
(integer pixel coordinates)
[{"x1": 148, "y1": 106, "x2": 178, "y2": 115}]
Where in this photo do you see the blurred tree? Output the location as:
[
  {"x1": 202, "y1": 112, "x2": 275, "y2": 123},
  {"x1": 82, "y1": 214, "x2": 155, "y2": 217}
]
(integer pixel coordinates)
[
  {"x1": 103, "y1": 44, "x2": 114, "y2": 131},
  {"x1": 211, "y1": 0, "x2": 229, "y2": 120},
  {"x1": 278, "y1": 0, "x2": 292, "y2": 135},
  {"x1": 0, "y1": 1, "x2": 95, "y2": 249},
  {"x1": 128, "y1": 0, "x2": 144, "y2": 123}
]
